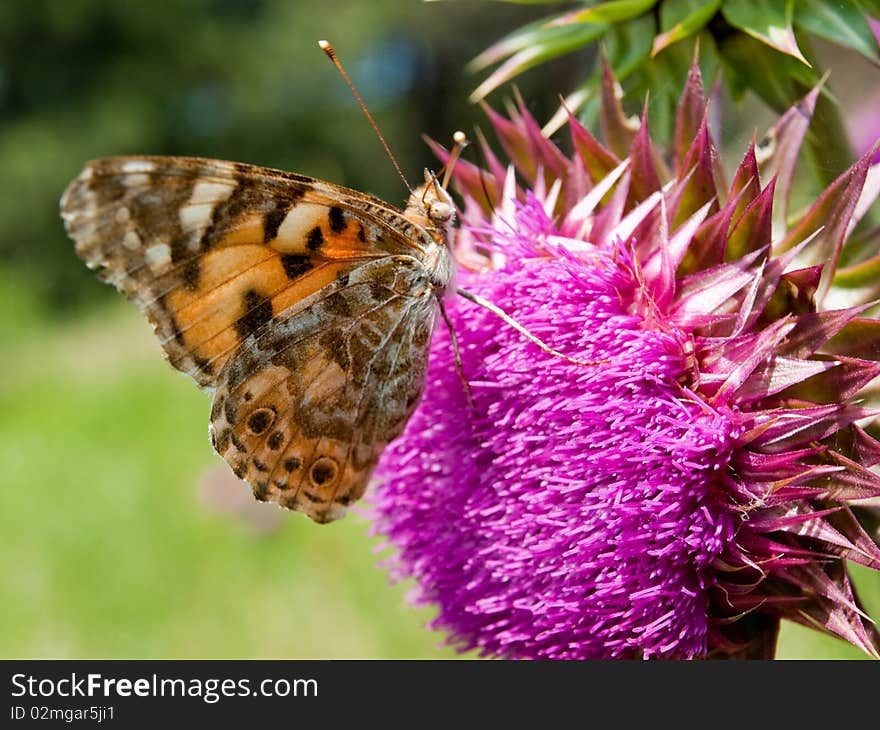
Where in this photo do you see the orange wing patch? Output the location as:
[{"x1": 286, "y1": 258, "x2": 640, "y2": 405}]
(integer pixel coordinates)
[
  {"x1": 165, "y1": 245, "x2": 349, "y2": 376},
  {"x1": 214, "y1": 213, "x2": 267, "y2": 247},
  {"x1": 265, "y1": 202, "x2": 375, "y2": 260}
]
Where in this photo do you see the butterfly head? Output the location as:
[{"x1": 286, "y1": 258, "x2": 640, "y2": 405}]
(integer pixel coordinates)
[{"x1": 406, "y1": 169, "x2": 457, "y2": 245}]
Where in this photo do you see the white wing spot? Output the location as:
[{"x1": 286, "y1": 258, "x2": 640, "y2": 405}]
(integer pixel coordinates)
[
  {"x1": 103, "y1": 270, "x2": 127, "y2": 288},
  {"x1": 121, "y1": 160, "x2": 156, "y2": 174},
  {"x1": 125, "y1": 174, "x2": 151, "y2": 188},
  {"x1": 115, "y1": 207, "x2": 132, "y2": 224},
  {"x1": 189, "y1": 180, "x2": 236, "y2": 206},
  {"x1": 209, "y1": 161, "x2": 237, "y2": 175},
  {"x1": 274, "y1": 203, "x2": 326, "y2": 251},
  {"x1": 178, "y1": 181, "x2": 234, "y2": 236},
  {"x1": 179, "y1": 204, "x2": 213, "y2": 231},
  {"x1": 145, "y1": 242, "x2": 172, "y2": 273},
  {"x1": 122, "y1": 230, "x2": 142, "y2": 250}
]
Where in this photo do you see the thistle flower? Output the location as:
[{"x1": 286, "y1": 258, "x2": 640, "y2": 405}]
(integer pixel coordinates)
[{"x1": 371, "y1": 62, "x2": 880, "y2": 659}]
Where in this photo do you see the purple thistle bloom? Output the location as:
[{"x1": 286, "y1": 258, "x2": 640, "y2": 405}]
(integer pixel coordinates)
[
  {"x1": 372, "y1": 62, "x2": 880, "y2": 660},
  {"x1": 377, "y1": 203, "x2": 739, "y2": 659}
]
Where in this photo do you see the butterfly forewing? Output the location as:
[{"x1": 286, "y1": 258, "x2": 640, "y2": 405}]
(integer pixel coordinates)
[{"x1": 61, "y1": 155, "x2": 454, "y2": 522}]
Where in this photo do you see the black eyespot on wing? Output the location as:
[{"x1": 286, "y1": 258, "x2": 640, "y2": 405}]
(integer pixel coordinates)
[
  {"x1": 309, "y1": 457, "x2": 338, "y2": 486},
  {"x1": 246, "y1": 407, "x2": 275, "y2": 435}
]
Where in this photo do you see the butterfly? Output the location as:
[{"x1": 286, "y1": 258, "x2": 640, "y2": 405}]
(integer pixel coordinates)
[{"x1": 60, "y1": 155, "x2": 456, "y2": 523}]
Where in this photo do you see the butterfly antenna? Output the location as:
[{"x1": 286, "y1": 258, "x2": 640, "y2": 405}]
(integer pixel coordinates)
[
  {"x1": 441, "y1": 131, "x2": 468, "y2": 189},
  {"x1": 319, "y1": 39, "x2": 413, "y2": 193}
]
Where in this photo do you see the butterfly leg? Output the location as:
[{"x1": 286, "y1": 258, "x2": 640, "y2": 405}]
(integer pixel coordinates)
[{"x1": 437, "y1": 296, "x2": 476, "y2": 411}]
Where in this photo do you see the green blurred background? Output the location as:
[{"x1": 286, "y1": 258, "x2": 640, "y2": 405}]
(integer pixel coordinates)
[{"x1": 1, "y1": 0, "x2": 877, "y2": 659}]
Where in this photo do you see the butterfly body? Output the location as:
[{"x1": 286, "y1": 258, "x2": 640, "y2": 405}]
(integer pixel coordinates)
[{"x1": 61, "y1": 156, "x2": 455, "y2": 523}]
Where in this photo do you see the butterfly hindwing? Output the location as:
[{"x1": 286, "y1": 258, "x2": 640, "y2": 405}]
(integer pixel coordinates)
[{"x1": 209, "y1": 256, "x2": 437, "y2": 522}]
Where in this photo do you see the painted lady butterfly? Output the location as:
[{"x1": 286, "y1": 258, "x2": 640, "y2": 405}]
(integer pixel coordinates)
[{"x1": 60, "y1": 155, "x2": 456, "y2": 523}]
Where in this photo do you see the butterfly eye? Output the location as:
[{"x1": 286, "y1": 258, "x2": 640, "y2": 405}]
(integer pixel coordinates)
[{"x1": 429, "y1": 201, "x2": 453, "y2": 223}]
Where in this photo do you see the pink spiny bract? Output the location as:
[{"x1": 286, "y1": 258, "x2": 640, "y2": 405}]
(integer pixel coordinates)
[{"x1": 372, "y1": 60, "x2": 880, "y2": 660}]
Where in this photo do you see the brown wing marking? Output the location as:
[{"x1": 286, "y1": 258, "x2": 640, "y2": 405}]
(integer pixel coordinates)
[{"x1": 209, "y1": 256, "x2": 435, "y2": 522}]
